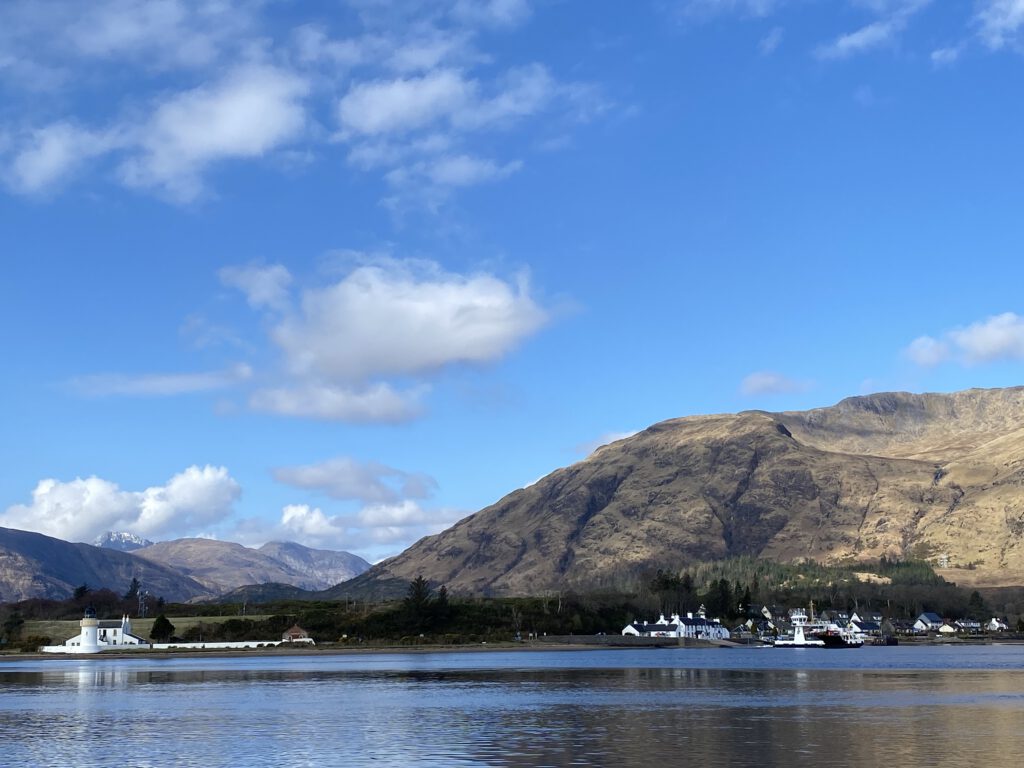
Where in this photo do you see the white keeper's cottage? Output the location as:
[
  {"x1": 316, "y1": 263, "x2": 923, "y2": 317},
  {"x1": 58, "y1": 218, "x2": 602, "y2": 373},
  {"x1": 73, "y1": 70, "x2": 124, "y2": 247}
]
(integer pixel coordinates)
[{"x1": 51, "y1": 606, "x2": 148, "y2": 653}]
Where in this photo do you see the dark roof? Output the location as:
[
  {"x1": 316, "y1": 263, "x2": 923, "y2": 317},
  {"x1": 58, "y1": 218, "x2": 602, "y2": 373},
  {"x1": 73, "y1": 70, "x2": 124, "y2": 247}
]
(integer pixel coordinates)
[
  {"x1": 97, "y1": 620, "x2": 124, "y2": 628},
  {"x1": 919, "y1": 612, "x2": 943, "y2": 623},
  {"x1": 631, "y1": 623, "x2": 677, "y2": 633}
]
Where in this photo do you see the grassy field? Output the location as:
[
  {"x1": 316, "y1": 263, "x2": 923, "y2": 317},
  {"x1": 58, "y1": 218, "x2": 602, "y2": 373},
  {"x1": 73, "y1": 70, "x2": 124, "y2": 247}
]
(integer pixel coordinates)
[{"x1": 23, "y1": 615, "x2": 272, "y2": 643}]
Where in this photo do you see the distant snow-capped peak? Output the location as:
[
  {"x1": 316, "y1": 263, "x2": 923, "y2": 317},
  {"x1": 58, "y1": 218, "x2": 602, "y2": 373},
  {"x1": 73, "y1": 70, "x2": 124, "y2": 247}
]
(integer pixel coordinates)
[{"x1": 93, "y1": 531, "x2": 154, "y2": 552}]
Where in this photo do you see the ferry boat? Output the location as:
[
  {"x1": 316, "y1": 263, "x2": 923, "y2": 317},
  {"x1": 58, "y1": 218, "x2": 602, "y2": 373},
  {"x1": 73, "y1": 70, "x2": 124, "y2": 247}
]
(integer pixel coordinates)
[
  {"x1": 772, "y1": 607, "x2": 863, "y2": 648},
  {"x1": 808, "y1": 621, "x2": 864, "y2": 648},
  {"x1": 771, "y1": 609, "x2": 825, "y2": 647}
]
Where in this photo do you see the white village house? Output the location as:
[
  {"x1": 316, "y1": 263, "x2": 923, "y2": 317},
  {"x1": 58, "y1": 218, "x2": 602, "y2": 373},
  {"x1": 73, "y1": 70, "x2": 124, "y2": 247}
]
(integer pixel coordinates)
[
  {"x1": 954, "y1": 619, "x2": 982, "y2": 633},
  {"x1": 913, "y1": 612, "x2": 945, "y2": 633},
  {"x1": 622, "y1": 606, "x2": 731, "y2": 641}
]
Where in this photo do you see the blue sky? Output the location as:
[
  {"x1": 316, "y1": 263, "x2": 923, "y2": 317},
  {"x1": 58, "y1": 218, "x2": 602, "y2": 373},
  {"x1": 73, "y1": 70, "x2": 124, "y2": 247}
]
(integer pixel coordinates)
[{"x1": 2, "y1": 0, "x2": 1024, "y2": 561}]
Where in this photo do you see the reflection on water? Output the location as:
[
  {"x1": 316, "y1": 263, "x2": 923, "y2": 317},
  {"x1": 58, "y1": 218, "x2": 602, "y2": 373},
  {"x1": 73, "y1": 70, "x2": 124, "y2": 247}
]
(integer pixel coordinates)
[{"x1": 2, "y1": 648, "x2": 1023, "y2": 767}]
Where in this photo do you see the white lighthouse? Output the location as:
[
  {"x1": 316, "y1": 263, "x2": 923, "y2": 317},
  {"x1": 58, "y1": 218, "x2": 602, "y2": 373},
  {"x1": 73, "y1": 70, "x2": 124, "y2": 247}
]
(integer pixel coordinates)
[{"x1": 79, "y1": 606, "x2": 100, "y2": 653}]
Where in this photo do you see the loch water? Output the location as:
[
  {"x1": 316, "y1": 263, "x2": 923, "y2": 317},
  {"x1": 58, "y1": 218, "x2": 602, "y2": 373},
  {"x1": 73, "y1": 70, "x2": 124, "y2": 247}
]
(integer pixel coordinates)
[{"x1": 2, "y1": 645, "x2": 1023, "y2": 767}]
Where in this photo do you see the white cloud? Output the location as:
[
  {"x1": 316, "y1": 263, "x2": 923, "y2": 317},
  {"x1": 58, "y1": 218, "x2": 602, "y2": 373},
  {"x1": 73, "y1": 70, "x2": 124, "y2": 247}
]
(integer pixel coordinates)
[
  {"x1": 219, "y1": 263, "x2": 293, "y2": 311},
  {"x1": 249, "y1": 382, "x2": 424, "y2": 423},
  {"x1": 120, "y1": 64, "x2": 310, "y2": 201},
  {"x1": 3, "y1": 63, "x2": 310, "y2": 200},
  {"x1": 0, "y1": 0, "x2": 258, "y2": 77},
  {"x1": 0, "y1": 465, "x2": 241, "y2": 543},
  {"x1": 355, "y1": 500, "x2": 462, "y2": 546},
  {"x1": 279, "y1": 503, "x2": 346, "y2": 545},
  {"x1": 740, "y1": 370, "x2": 811, "y2": 396},
  {"x1": 69, "y1": 363, "x2": 253, "y2": 396},
  {"x1": 237, "y1": 500, "x2": 462, "y2": 556},
  {"x1": 976, "y1": 0, "x2": 1024, "y2": 49},
  {"x1": 906, "y1": 312, "x2": 1024, "y2": 366},
  {"x1": 6, "y1": 123, "x2": 119, "y2": 194},
  {"x1": 358, "y1": 499, "x2": 435, "y2": 527},
  {"x1": 337, "y1": 69, "x2": 475, "y2": 137},
  {"x1": 906, "y1": 335, "x2": 950, "y2": 366},
  {"x1": 272, "y1": 258, "x2": 548, "y2": 382},
  {"x1": 218, "y1": 257, "x2": 552, "y2": 423},
  {"x1": 949, "y1": 312, "x2": 1024, "y2": 362},
  {"x1": 273, "y1": 457, "x2": 437, "y2": 503}
]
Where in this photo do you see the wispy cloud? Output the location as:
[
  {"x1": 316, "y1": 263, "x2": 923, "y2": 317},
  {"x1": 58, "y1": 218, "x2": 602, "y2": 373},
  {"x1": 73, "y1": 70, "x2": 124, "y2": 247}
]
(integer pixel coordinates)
[
  {"x1": 975, "y1": 0, "x2": 1024, "y2": 49},
  {"x1": 740, "y1": 370, "x2": 812, "y2": 396},
  {"x1": 930, "y1": 45, "x2": 962, "y2": 65},
  {"x1": 759, "y1": 26, "x2": 784, "y2": 54},
  {"x1": 0, "y1": 0, "x2": 598, "y2": 205},
  {"x1": 69, "y1": 364, "x2": 253, "y2": 397},
  {"x1": 219, "y1": 263, "x2": 293, "y2": 312},
  {"x1": 670, "y1": 0, "x2": 784, "y2": 20},
  {"x1": 249, "y1": 382, "x2": 425, "y2": 424},
  {"x1": 335, "y1": 61, "x2": 590, "y2": 204},
  {"x1": 452, "y1": 0, "x2": 533, "y2": 28},
  {"x1": 815, "y1": 0, "x2": 931, "y2": 60}
]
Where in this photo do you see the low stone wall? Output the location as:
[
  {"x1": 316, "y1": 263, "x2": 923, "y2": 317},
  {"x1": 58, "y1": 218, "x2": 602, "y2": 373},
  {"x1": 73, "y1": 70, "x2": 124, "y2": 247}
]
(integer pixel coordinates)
[{"x1": 39, "y1": 638, "x2": 316, "y2": 654}]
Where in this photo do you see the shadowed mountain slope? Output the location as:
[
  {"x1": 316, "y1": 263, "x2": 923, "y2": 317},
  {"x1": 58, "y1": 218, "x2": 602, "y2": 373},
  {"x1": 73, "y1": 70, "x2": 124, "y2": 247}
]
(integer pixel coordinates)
[
  {"x1": 134, "y1": 539, "x2": 369, "y2": 594},
  {"x1": 258, "y1": 541, "x2": 370, "y2": 588},
  {"x1": 0, "y1": 527, "x2": 212, "y2": 603},
  {"x1": 354, "y1": 388, "x2": 1024, "y2": 595}
]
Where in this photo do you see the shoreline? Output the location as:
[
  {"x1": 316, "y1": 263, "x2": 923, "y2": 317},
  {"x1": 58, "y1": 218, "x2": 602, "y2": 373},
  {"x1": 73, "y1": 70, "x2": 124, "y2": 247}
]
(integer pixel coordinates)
[
  {"x1": 4, "y1": 636, "x2": 1021, "y2": 663},
  {"x1": 0, "y1": 641, "x2": 635, "y2": 663}
]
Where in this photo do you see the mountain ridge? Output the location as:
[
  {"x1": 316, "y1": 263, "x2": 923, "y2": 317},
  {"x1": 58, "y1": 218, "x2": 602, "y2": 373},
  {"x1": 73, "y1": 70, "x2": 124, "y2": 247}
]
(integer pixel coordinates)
[
  {"x1": 0, "y1": 530, "x2": 370, "y2": 603},
  {"x1": 350, "y1": 386, "x2": 1024, "y2": 595},
  {"x1": 133, "y1": 538, "x2": 370, "y2": 594},
  {"x1": 0, "y1": 526, "x2": 212, "y2": 603}
]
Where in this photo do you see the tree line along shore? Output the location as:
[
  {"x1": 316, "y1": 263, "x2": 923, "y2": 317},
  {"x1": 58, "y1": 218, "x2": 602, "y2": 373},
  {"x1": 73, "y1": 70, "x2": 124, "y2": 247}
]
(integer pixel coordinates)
[{"x1": 4, "y1": 558, "x2": 1024, "y2": 653}]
